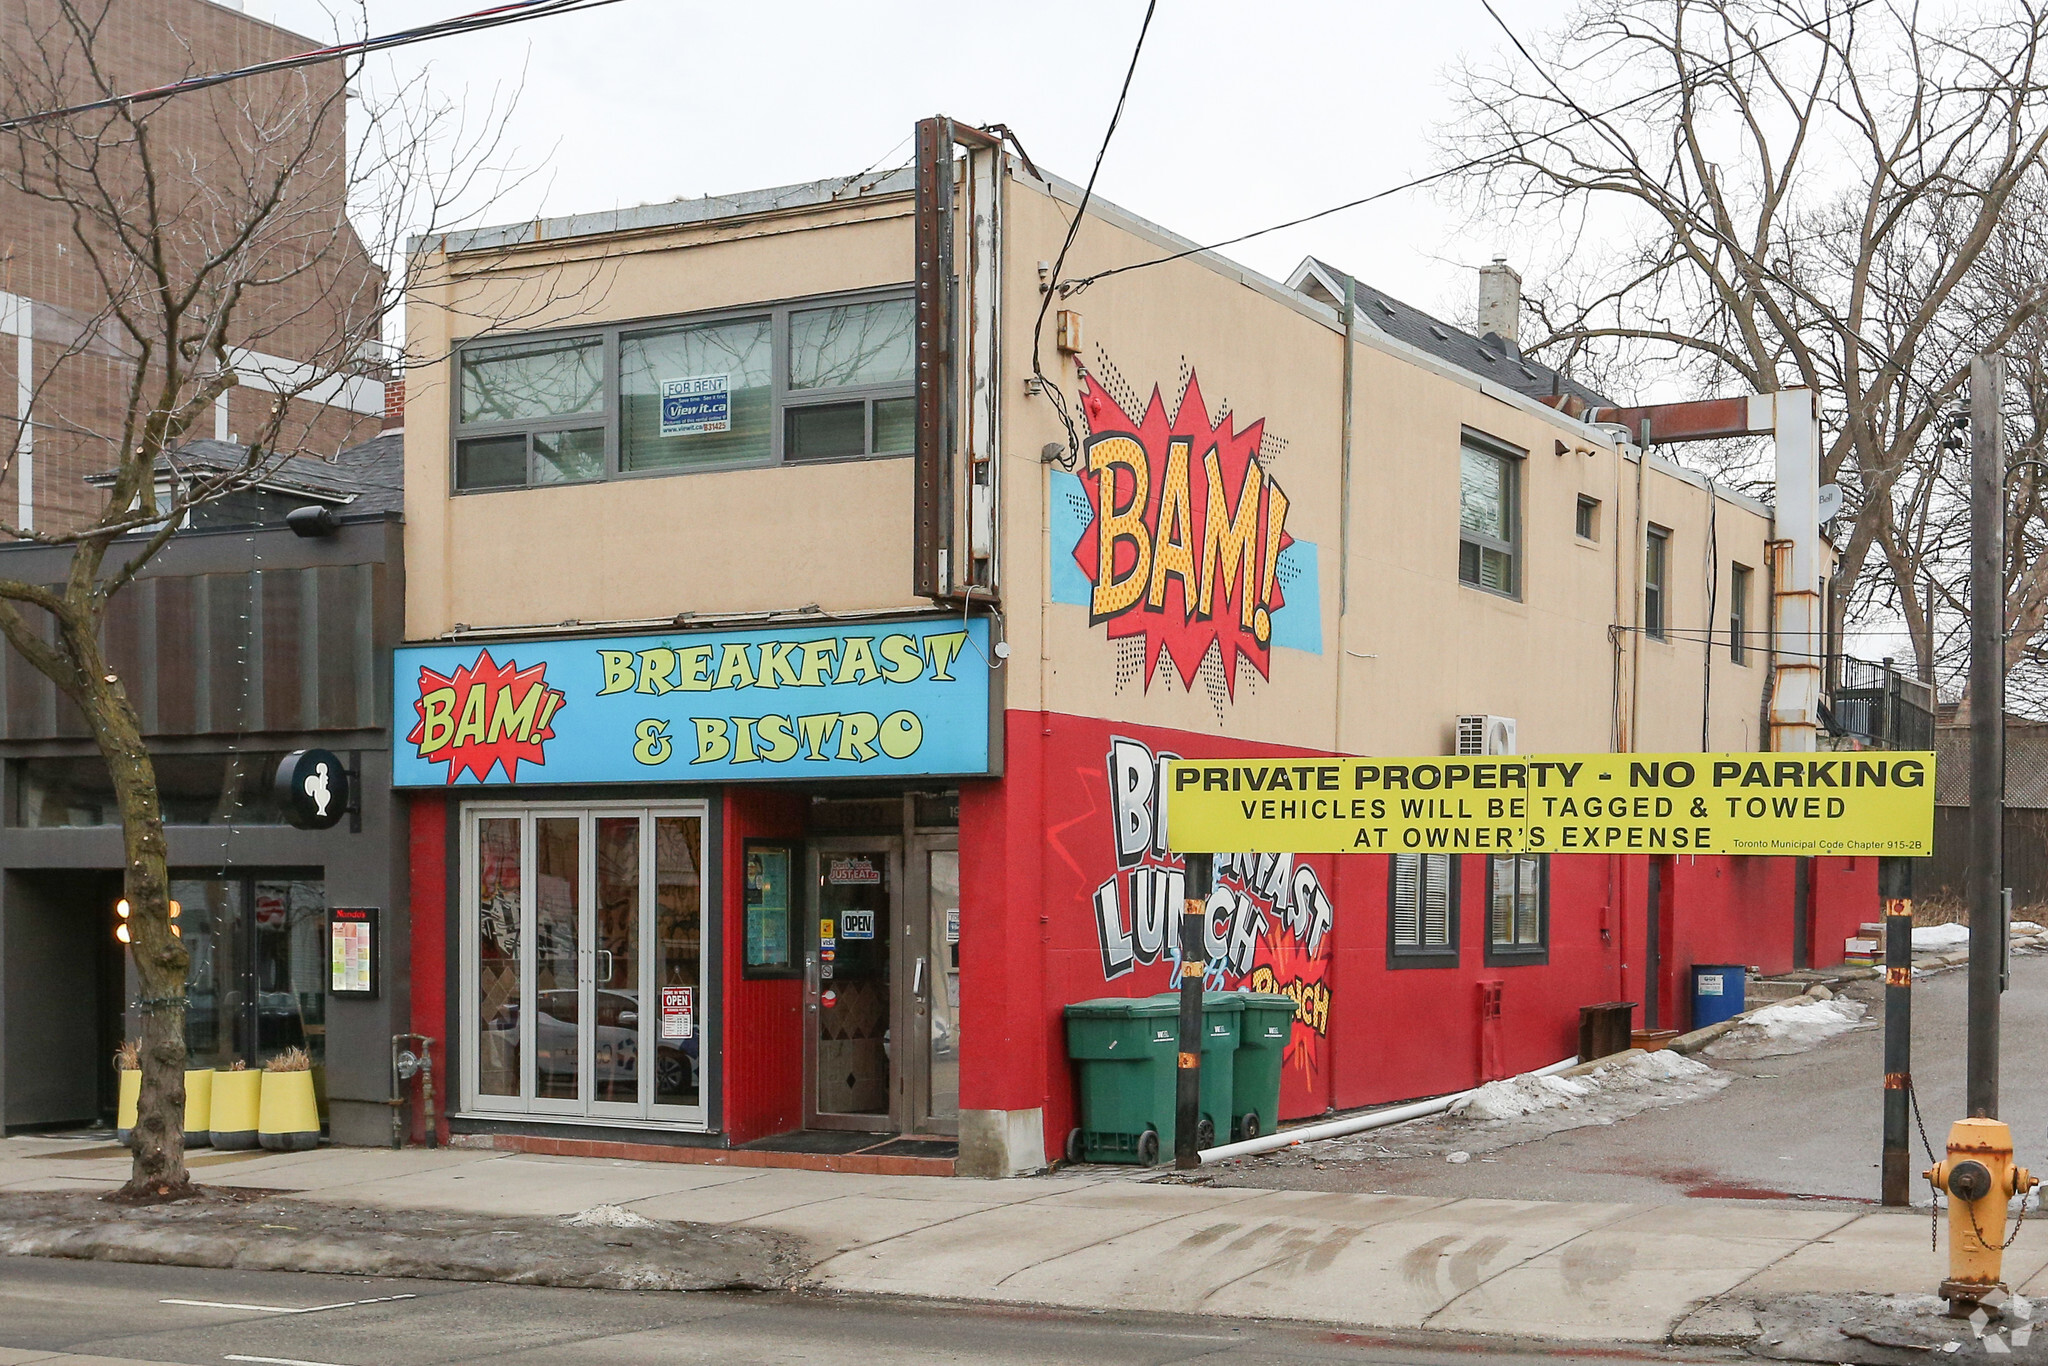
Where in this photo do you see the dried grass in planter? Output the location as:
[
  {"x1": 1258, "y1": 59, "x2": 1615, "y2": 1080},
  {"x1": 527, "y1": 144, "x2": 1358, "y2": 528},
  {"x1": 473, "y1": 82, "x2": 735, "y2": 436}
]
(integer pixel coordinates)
[
  {"x1": 112, "y1": 1040, "x2": 139, "y2": 1071},
  {"x1": 225, "y1": 1059, "x2": 247, "y2": 1072},
  {"x1": 265, "y1": 1047, "x2": 311, "y2": 1073}
]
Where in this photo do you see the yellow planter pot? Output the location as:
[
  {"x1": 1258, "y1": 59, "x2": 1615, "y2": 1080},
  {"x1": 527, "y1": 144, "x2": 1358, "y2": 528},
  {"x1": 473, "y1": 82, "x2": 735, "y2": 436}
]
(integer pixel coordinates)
[
  {"x1": 210, "y1": 1070, "x2": 262, "y2": 1150},
  {"x1": 257, "y1": 1070, "x2": 320, "y2": 1152},
  {"x1": 114, "y1": 1069, "x2": 140, "y2": 1146},
  {"x1": 183, "y1": 1068, "x2": 213, "y2": 1148}
]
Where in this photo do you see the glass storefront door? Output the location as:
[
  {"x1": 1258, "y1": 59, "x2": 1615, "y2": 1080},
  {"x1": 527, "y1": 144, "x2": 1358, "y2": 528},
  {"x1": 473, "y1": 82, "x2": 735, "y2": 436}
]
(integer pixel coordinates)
[
  {"x1": 462, "y1": 803, "x2": 708, "y2": 1128},
  {"x1": 805, "y1": 840, "x2": 899, "y2": 1130},
  {"x1": 911, "y1": 836, "x2": 960, "y2": 1135}
]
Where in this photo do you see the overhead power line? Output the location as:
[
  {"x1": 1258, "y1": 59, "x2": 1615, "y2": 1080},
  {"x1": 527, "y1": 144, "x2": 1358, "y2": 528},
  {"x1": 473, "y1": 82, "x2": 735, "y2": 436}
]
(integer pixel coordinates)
[
  {"x1": 1033, "y1": 0, "x2": 1161, "y2": 469},
  {"x1": 0, "y1": 0, "x2": 625, "y2": 133},
  {"x1": 1059, "y1": 0, "x2": 1881, "y2": 297}
]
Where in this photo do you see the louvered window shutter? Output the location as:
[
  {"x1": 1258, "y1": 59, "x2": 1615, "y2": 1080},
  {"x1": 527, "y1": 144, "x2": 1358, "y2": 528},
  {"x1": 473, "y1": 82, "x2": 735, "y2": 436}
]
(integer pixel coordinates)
[
  {"x1": 1490, "y1": 855, "x2": 1514, "y2": 944},
  {"x1": 1392, "y1": 853, "x2": 1421, "y2": 947},
  {"x1": 1421, "y1": 855, "x2": 1451, "y2": 947}
]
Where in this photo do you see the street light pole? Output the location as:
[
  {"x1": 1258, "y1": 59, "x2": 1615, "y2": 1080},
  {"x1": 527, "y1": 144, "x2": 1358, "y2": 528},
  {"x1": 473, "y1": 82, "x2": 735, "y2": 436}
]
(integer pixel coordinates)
[{"x1": 1967, "y1": 354, "x2": 2006, "y2": 1119}]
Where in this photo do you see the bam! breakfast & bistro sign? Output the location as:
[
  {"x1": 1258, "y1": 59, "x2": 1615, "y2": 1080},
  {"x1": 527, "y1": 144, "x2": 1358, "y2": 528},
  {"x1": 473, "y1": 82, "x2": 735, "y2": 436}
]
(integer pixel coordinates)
[{"x1": 393, "y1": 619, "x2": 995, "y2": 786}]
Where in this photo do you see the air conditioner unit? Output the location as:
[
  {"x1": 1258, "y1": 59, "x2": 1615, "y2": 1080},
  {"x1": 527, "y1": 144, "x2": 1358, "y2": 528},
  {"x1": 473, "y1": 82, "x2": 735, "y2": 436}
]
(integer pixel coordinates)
[{"x1": 1456, "y1": 714, "x2": 1518, "y2": 756}]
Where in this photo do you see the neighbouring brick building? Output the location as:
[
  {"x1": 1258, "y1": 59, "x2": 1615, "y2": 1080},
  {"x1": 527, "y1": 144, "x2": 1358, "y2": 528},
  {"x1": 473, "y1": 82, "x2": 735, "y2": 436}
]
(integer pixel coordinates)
[{"x1": 0, "y1": 0, "x2": 385, "y2": 535}]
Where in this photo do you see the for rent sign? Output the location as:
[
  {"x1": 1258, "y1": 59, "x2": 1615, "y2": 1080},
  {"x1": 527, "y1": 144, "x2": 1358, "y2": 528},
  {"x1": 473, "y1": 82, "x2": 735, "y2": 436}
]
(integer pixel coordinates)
[{"x1": 1164, "y1": 752, "x2": 1935, "y2": 857}]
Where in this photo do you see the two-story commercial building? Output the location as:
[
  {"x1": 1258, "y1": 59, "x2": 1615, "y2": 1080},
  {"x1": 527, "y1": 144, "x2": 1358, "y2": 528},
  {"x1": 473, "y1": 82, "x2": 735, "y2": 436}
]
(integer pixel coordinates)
[{"x1": 398, "y1": 120, "x2": 1873, "y2": 1177}]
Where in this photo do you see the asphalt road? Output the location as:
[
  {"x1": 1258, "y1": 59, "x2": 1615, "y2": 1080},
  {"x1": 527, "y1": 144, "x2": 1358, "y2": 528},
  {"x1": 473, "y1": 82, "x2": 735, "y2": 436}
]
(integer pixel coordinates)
[
  {"x1": 1217, "y1": 951, "x2": 2048, "y2": 1207},
  {"x1": 0, "y1": 1257, "x2": 1729, "y2": 1365}
]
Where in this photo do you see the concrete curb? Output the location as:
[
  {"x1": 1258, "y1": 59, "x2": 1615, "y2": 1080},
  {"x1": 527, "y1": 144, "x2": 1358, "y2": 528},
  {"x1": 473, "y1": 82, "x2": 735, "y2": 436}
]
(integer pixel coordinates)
[
  {"x1": 0, "y1": 1191, "x2": 802, "y2": 1293},
  {"x1": 1665, "y1": 982, "x2": 1832, "y2": 1056}
]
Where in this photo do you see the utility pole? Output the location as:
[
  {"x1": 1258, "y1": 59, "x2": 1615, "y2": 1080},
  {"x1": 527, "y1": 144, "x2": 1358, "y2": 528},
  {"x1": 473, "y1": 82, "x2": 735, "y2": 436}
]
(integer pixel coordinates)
[
  {"x1": 1967, "y1": 355, "x2": 2006, "y2": 1118},
  {"x1": 1176, "y1": 853, "x2": 1212, "y2": 1169},
  {"x1": 1880, "y1": 855, "x2": 1914, "y2": 1205}
]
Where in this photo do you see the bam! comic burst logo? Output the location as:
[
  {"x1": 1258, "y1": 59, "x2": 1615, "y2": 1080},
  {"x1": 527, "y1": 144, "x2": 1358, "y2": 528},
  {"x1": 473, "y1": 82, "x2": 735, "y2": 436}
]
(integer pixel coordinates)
[
  {"x1": 1070, "y1": 370, "x2": 1293, "y2": 697},
  {"x1": 407, "y1": 649, "x2": 567, "y2": 784}
]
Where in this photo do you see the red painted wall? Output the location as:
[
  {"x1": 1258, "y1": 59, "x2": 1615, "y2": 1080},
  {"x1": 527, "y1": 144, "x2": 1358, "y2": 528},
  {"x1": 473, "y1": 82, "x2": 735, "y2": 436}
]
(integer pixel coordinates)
[
  {"x1": 965, "y1": 711, "x2": 1882, "y2": 1162},
  {"x1": 400, "y1": 711, "x2": 1879, "y2": 1156},
  {"x1": 406, "y1": 793, "x2": 449, "y2": 1144},
  {"x1": 719, "y1": 787, "x2": 808, "y2": 1144}
]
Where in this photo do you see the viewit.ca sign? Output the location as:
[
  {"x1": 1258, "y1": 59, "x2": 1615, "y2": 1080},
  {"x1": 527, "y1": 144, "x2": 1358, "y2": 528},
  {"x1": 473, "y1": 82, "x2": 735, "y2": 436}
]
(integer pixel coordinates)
[{"x1": 1164, "y1": 752, "x2": 1935, "y2": 857}]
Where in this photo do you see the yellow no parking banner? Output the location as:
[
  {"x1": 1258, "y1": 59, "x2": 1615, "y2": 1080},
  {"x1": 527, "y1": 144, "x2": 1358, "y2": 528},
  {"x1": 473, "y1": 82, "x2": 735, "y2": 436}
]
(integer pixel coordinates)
[{"x1": 1163, "y1": 752, "x2": 1936, "y2": 857}]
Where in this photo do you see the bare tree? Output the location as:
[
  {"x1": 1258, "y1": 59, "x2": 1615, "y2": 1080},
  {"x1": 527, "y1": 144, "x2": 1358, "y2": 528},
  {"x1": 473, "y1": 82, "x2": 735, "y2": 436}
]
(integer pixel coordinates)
[
  {"x1": 0, "y1": 0, "x2": 557, "y2": 1196},
  {"x1": 1442, "y1": 0, "x2": 2048, "y2": 692}
]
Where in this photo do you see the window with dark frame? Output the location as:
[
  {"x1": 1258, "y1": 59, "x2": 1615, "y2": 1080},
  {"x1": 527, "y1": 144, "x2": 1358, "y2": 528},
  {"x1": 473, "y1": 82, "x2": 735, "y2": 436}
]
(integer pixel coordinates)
[
  {"x1": 1575, "y1": 494, "x2": 1600, "y2": 541},
  {"x1": 1388, "y1": 852, "x2": 1458, "y2": 968},
  {"x1": 1730, "y1": 563, "x2": 1752, "y2": 664},
  {"x1": 1485, "y1": 854, "x2": 1548, "y2": 964},
  {"x1": 1458, "y1": 433, "x2": 1520, "y2": 596},
  {"x1": 1645, "y1": 524, "x2": 1670, "y2": 640},
  {"x1": 452, "y1": 289, "x2": 915, "y2": 491}
]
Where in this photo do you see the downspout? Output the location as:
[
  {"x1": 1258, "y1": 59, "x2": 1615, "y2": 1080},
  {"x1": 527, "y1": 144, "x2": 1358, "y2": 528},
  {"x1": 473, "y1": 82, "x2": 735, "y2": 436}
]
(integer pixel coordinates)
[
  {"x1": 1627, "y1": 422, "x2": 1649, "y2": 750},
  {"x1": 1701, "y1": 477, "x2": 1718, "y2": 750},
  {"x1": 1334, "y1": 275, "x2": 1357, "y2": 755},
  {"x1": 1609, "y1": 433, "x2": 1626, "y2": 751}
]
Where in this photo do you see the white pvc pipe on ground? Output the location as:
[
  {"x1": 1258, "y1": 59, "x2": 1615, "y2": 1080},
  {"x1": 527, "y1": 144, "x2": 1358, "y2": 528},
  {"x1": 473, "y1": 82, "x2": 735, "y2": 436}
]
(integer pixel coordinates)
[{"x1": 1195, "y1": 1055, "x2": 1580, "y2": 1165}]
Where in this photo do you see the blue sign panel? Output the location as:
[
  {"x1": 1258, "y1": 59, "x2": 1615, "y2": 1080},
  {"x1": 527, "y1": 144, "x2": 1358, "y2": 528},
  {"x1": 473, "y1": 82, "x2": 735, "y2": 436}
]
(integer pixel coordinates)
[
  {"x1": 393, "y1": 618, "x2": 993, "y2": 787},
  {"x1": 659, "y1": 373, "x2": 730, "y2": 436}
]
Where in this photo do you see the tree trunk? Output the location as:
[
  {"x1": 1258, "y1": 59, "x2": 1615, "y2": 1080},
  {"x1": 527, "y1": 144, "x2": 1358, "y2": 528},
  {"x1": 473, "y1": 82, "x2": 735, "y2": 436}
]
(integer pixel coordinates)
[{"x1": 70, "y1": 624, "x2": 190, "y2": 1197}]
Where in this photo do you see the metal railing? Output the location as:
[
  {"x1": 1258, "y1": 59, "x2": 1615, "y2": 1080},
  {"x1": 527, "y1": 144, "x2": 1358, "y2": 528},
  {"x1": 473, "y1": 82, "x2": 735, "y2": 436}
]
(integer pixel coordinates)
[{"x1": 1829, "y1": 655, "x2": 1936, "y2": 751}]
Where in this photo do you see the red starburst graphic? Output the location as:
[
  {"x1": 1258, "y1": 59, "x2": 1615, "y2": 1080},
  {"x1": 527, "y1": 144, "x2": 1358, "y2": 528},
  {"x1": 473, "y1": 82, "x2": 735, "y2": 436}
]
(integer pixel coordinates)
[
  {"x1": 1071, "y1": 370, "x2": 1292, "y2": 697},
  {"x1": 406, "y1": 649, "x2": 566, "y2": 785},
  {"x1": 1248, "y1": 930, "x2": 1330, "y2": 1086}
]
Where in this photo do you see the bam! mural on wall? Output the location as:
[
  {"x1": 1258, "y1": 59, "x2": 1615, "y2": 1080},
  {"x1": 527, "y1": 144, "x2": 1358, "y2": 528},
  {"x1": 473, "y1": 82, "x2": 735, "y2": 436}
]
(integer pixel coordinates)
[
  {"x1": 1050, "y1": 367, "x2": 1321, "y2": 699},
  {"x1": 1091, "y1": 735, "x2": 1335, "y2": 1084}
]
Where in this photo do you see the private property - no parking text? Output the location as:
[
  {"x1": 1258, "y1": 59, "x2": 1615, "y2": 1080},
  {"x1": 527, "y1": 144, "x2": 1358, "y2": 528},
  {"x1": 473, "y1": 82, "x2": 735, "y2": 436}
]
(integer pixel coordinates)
[{"x1": 1162, "y1": 753, "x2": 1936, "y2": 856}]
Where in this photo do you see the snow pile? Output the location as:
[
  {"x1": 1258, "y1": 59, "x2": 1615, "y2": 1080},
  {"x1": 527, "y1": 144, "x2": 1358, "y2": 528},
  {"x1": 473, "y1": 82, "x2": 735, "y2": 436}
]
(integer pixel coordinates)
[
  {"x1": 2017, "y1": 921, "x2": 2046, "y2": 936},
  {"x1": 1706, "y1": 996, "x2": 1867, "y2": 1059},
  {"x1": 1914, "y1": 923, "x2": 1970, "y2": 952},
  {"x1": 1459, "y1": 1071, "x2": 1595, "y2": 1120},
  {"x1": 564, "y1": 1203, "x2": 658, "y2": 1229},
  {"x1": 1454, "y1": 1049, "x2": 1715, "y2": 1122}
]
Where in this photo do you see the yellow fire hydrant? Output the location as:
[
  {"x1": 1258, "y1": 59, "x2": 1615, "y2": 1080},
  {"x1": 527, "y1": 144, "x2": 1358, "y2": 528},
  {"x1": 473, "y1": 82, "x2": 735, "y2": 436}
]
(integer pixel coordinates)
[{"x1": 1926, "y1": 1117, "x2": 2038, "y2": 1313}]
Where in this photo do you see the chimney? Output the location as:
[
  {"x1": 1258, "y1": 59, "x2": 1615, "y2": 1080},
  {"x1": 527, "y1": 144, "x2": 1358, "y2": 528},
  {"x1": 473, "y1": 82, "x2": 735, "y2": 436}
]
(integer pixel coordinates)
[
  {"x1": 1477, "y1": 257, "x2": 1522, "y2": 349},
  {"x1": 381, "y1": 376, "x2": 404, "y2": 433}
]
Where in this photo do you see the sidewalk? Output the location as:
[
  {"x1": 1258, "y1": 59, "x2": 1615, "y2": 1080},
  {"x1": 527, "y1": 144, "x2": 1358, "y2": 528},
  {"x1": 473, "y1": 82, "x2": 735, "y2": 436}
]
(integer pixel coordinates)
[{"x1": 0, "y1": 1134, "x2": 2000, "y2": 1345}]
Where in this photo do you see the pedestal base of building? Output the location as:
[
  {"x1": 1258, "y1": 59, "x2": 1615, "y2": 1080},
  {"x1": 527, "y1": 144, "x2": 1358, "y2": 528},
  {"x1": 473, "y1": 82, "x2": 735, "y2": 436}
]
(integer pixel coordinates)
[{"x1": 957, "y1": 1108, "x2": 1047, "y2": 1179}]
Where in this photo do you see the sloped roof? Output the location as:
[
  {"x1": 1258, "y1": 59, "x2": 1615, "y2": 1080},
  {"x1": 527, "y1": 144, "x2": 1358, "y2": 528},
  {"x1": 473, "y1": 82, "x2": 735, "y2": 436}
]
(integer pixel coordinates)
[
  {"x1": 92, "y1": 431, "x2": 404, "y2": 517},
  {"x1": 1290, "y1": 257, "x2": 1613, "y2": 410}
]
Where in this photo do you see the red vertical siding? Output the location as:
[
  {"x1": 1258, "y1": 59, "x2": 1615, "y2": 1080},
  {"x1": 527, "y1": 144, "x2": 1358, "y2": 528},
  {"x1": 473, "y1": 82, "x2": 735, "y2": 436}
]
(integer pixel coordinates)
[
  {"x1": 992, "y1": 711, "x2": 1884, "y2": 1162},
  {"x1": 719, "y1": 787, "x2": 808, "y2": 1144},
  {"x1": 406, "y1": 793, "x2": 449, "y2": 1144}
]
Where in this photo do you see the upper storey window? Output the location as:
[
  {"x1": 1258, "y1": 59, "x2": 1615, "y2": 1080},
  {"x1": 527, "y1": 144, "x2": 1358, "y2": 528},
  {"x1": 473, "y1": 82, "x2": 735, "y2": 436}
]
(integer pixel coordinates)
[{"x1": 452, "y1": 289, "x2": 913, "y2": 492}]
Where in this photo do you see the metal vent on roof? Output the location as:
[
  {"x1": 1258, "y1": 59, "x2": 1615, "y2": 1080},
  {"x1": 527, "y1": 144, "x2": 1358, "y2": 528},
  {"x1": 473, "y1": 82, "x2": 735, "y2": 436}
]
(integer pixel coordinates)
[
  {"x1": 1376, "y1": 299, "x2": 1396, "y2": 317},
  {"x1": 1430, "y1": 324, "x2": 1449, "y2": 340},
  {"x1": 1519, "y1": 366, "x2": 1540, "y2": 381},
  {"x1": 1477, "y1": 346, "x2": 1499, "y2": 363}
]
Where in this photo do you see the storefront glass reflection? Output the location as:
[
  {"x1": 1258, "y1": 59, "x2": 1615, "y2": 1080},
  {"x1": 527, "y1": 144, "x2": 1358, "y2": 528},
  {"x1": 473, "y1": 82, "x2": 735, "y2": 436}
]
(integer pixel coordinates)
[{"x1": 178, "y1": 874, "x2": 326, "y2": 1070}]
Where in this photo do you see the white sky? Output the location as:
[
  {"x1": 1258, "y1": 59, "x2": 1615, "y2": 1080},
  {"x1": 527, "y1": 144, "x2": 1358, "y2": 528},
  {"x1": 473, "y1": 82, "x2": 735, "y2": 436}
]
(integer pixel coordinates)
[{"x1": 253, "y1": 0, "x2": 1565, "y2": 325}]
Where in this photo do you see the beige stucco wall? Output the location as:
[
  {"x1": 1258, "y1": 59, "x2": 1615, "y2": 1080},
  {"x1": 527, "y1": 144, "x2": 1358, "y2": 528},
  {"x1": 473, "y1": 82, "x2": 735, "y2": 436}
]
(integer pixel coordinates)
[
  {"x1": 404, "y1": 199, "x2": 927, "y2": 639},
  {"x1": 996, "y1": 172, "x2": 1775, "y2": 757},
  {"x1": 403, "y1": 167, "x2": 1780, "y2": 758}
]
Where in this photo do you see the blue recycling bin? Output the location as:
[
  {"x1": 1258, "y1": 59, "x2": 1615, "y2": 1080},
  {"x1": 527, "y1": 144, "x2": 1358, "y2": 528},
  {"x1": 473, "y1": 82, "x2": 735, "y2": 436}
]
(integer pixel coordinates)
[{"x1": 1690, "y1": 964, "x2": 1747, "y2": 1029}]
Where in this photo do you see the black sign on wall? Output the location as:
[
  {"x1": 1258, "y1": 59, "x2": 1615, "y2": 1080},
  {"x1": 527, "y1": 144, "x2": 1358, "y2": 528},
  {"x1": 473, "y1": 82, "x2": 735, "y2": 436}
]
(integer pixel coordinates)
[{"x1": 275, "y1": 749, "x2": 351, "y2": 830}]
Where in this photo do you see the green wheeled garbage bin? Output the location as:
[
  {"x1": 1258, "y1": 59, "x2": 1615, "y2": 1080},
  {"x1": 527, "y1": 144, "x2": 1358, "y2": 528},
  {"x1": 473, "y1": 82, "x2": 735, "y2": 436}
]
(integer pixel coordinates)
[
  {"x1": 1150, "y1": 991, "x2": 1242, "y2": 1153},
  {"x1": 1231, "y1": 993, "x2": 1297, "y2": 1142},
  {"x1": 1064, "y1": 996, "x2": 1181, "y2": 1165},
  {"x1": 1063, "y1": 992, "x2": 1243, "y2": 1165}
]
